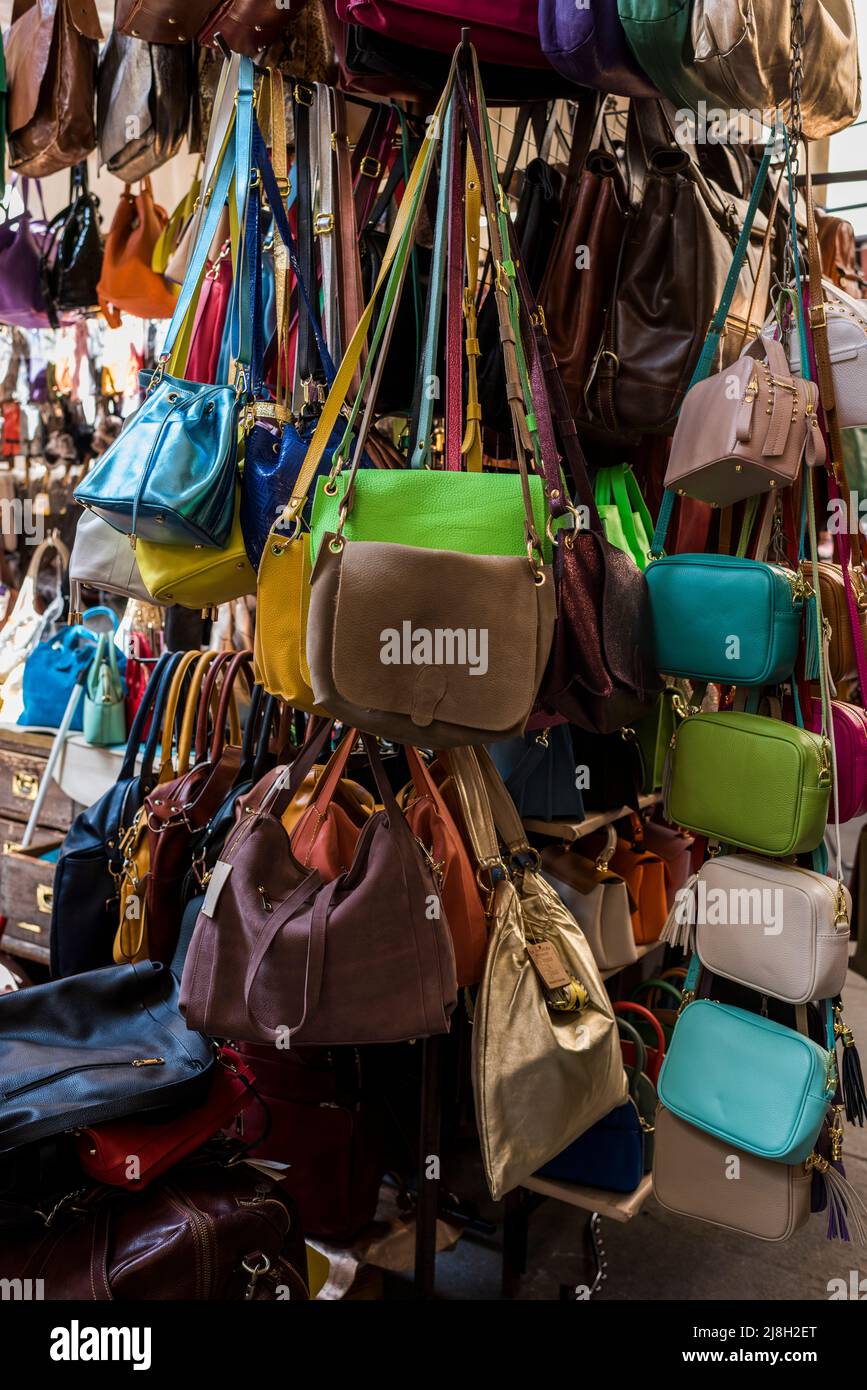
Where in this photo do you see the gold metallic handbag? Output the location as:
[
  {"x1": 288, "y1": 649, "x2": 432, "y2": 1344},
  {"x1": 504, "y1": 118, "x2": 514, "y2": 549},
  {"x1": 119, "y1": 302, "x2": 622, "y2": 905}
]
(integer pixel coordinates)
[{"x1": 452, "y1": 747, "x2": 627, "y2": 1200}]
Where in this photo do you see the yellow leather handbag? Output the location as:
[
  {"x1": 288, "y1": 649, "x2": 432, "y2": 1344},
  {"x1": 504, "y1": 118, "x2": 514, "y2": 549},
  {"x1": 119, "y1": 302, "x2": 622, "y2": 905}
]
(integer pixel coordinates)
[{"x1": 136, "y1": 485, "x2": 256, "y2": 612}]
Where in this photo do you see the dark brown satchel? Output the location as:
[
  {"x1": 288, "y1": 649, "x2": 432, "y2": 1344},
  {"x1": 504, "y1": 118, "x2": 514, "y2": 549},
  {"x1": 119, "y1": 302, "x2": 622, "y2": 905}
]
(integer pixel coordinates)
[
  {"x1": 583, "y1": 102, "x2": 770, "y2": 440},
  {"x1": 539, "y1": 95, "x2": 629, "y2": 425},
  {"x1": 180, "y1": 727, "x2": 458, "y2": 1046},
  {"x1": 6, "y1": 0, "x2": 102, "y2": 177},
  {"x1": 115, "y1": 0, "x2": 216, "y2": 44},
  {"x1": 0, "y1": 1161, "x2": 310, "y2": 1299}
]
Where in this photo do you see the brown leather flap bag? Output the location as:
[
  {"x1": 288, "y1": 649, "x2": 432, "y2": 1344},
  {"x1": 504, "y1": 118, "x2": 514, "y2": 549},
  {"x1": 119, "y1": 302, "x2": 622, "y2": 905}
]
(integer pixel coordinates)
[
  {"x1": 7, "y1": 0, "x2": 102, "y2": 176},
  {"x1": 307, "y1": 538, "x2": 555, "y2": 748},
  {"x1": 198, "y1": 0, "x2": 307, "y2": 56},
  {"x1": 115, "y1": 0, "x2": 216, "y2": 44}
]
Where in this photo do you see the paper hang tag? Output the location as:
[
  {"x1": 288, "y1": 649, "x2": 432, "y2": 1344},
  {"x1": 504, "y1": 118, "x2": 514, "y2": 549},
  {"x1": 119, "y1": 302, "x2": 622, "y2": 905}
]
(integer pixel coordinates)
[
  {"x1": 526, "y1": 940, "x2": 572, "y2": 991},
  {"x1": 201, "y1": 859, "x2": 233, "y2": 918}
]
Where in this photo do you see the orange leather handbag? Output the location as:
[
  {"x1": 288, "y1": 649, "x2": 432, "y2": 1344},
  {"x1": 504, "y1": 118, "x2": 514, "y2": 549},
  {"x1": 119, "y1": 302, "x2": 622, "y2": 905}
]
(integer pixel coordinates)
[
  {"x1": 588, "y1": 819, "x2": 668, "y2": 945},
  {"x1": 289, "y1": 729, "x2": 376, "y2": 881},
  {"x1": 97, "y1": 178, "x2": 179, "y2": 326}
]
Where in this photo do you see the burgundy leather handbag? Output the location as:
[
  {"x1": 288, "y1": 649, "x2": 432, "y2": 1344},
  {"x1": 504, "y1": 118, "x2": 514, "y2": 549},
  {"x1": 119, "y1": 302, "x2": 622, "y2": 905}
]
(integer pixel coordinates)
[
  {"x1": 0, "y1": 1160, "x2": 309, "y2": 1300},
  {"x1": 180, "y1": 727, "x2": 458, "y2": 1046},
  {"x1": 338, "y1": 0, "x2": 549, "y2": 67},
  {"x1": 198, "y1": 0, "x2": 308, "y2": 55},
  {"x1": 806, "y1": 697, "x2": 867, "y2": 824}
]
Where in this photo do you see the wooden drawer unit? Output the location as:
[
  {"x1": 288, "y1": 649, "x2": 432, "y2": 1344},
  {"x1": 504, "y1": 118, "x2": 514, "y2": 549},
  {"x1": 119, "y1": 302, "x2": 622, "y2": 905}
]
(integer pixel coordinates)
[
  {"x1": 0, "y1": 733, "x2": 82, "y2": 833},
  {"x1": 0, "y1": 842, "x2": 62, "y2": 966}
]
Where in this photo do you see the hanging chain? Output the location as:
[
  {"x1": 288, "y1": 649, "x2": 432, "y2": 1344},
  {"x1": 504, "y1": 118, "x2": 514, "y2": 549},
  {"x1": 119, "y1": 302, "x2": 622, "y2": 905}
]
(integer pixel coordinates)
[{"x1": 781, "y1": 0, "x2": 805, "y2": 298}]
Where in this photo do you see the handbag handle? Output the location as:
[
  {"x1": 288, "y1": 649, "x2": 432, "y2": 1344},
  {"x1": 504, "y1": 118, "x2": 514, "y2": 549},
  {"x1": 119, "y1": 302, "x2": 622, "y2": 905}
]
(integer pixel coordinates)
[
  {"x1": 289, "y1": 727, "x2": 359, "y2": 865},
  {"x1": 614, "y1": 1016, "x2": 647, "y2": 1099},
  {"x1": 194, "y1": 649, "x2": 250, "y2": 765},
  {"x1": 443, "y1": 746, "x2": 506, "y2": 876},
  {"x1": 155, "y1": 650, "x2": 207, "y2": 784},
  {"x1": 613, "y1": 1000, "x2": 666, "y2": 1064},
  {"x1": 174, "y1": 651, "x2": 231, "y2": 780},
  {"x1": 631, "y1": 978, "x2": 682, "y2": 1011},
  {"x1": 117, "y1": 648, "x2": 175, "y2": 785}
]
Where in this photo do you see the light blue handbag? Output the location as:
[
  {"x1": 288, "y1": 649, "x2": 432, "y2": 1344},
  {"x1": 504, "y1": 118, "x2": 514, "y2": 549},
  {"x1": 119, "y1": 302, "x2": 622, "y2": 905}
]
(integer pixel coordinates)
[
  {"x1": 18, "y1": 608, "x2": 124, "y2": 732},
  {"x1": 657, "y1": 959, "x2": 835, "y2": 1164},
  {"x1": 74, "y1": 60, "x2": 256, "y2": 548},
  {"x1": 646, "y1": 552, "x2": 806, "y2": 684}
]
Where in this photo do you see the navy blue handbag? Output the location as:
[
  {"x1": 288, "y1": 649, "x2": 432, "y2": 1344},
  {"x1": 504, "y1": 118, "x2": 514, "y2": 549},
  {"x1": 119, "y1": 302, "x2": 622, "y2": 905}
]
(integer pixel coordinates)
[
  {"x1": 50, "y1": 652, "x2": 181, "y2": 978},
  {"x1": 537, "y1": 1020, "x2": 653, "y2": 1192},
  {"x1": 487, "y1": 724, "x2": 584, "y2": 822},
  {"x1": 18, "y1": 608, "x2": 125, "y2": 732}
]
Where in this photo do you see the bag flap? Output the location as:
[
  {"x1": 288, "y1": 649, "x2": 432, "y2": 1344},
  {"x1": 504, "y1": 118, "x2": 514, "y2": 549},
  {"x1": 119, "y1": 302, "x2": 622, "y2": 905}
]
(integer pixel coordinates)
[
  {"x1": 6, "y1": 0, "x2": 56, "y2": 133},
  {"x1": 328, "y1": 540, "x2": 541, "y2": 735},
  {"x1": 67, "y1": 0, "x2": 102, "y2": 39}
]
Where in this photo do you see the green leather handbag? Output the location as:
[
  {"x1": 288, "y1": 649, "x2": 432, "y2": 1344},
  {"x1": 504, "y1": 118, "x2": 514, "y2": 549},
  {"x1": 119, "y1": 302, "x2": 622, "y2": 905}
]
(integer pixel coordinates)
[
  {"x1": 83, "y1": 634, "x2": 127, "y2": 747},
  {"x1": 664, "y1": 709, "x2": 830, "y2": 856},
  {"x1": 309, "y1": 470, "x2": 551, "y2": 568},
  {"x1": 617, "y1": 0, "x2": 711, "y2": 113},
  {"x1": 635, "y1": 684, "x2": 686, "y2": 792}
]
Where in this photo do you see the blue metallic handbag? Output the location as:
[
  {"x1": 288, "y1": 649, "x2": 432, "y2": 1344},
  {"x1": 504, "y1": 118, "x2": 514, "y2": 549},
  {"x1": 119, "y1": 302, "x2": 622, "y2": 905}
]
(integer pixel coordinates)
[
  {"x1": 488, "y1": 724, "x2": 584, "y2": 822},
  {"x1": 18, "y1": 607, "x2": 124, "y2": 732},
  {"x1": 646, "y1": 552, "x2": 807, "y2": 685},
  {"x1": 75, "y1": 61, "x2": 256, "y2": 549},
  {"x1": 657, "y1": 958, "x2": 836, "y2": 1164}
]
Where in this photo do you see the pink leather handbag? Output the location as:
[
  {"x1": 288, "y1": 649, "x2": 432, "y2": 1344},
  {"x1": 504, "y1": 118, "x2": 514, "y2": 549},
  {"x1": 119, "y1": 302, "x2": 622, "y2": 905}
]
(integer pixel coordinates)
[
  {"x1": 338, "y1": 0, "x2": 548, "y2": 67},
  {"x1": 664, "y1": 333, "x2": 824, "y2": 506},
  {"x1": 807, "y1": 697, "x2": 867, "y2": 824}
]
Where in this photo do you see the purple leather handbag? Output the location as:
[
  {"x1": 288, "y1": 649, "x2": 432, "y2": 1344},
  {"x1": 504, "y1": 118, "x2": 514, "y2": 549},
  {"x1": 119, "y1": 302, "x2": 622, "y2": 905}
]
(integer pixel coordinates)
[
  {"x1": 0, "y1": 180, "x2": 51, "y2": 329},
  {"x1": 538, "y1": 0, "x2": 658, "y2": 97}
]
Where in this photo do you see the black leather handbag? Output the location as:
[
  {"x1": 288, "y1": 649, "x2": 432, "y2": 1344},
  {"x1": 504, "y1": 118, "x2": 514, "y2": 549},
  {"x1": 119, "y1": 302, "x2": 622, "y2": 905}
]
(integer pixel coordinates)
[
  {"x1": 0, "y1": 959, "x2": 214, "y2": 1152},
  {"x1": 40, "y1": 164, "x2": 103, "y2": 328},
  {"x1": 50, "y1": 651, "x2": 181, "y2": 979},
  {"x1": 97, "y1": 30, "x2": 193, "y2": 181}
]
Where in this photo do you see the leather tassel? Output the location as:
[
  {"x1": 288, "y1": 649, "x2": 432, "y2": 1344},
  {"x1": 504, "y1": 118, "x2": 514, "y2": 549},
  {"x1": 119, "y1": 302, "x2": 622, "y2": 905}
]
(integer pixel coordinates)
[
  {"x1": 810, "y1": 1156, "x2": 867, "y2": 1244},
  {"x1": 659, "y1": 872, "x2": 697, "y2": 953},
  {"x1": 840, "y1": 1028, "x2": 867, "y2": 1127},
  {"x1": 803, "y1": 593, "x2": 821, "y2": 680}
]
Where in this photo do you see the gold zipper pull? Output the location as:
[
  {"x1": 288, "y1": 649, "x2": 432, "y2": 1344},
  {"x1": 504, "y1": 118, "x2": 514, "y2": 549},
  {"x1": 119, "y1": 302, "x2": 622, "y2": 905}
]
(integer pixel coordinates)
[{"x1": 131, "y1": 1057, "x2": 165, "y2": 1067}]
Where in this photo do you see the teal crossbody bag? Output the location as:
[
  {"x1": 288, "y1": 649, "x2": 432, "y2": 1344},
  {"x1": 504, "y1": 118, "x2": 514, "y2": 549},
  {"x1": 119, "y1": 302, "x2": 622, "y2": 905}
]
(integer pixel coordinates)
[{"x1": 657, "y1": 957, "x2": 836, "y2": 1164}]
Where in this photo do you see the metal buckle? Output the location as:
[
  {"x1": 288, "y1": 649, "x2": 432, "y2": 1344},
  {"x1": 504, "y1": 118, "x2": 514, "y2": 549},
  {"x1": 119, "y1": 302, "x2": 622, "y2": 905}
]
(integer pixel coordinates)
[
  {"x1": 313, "y1": 212, "x2": 334, "y2": 236},
  {"x1": 358, "y1": 154, "x2": 381, "y2": 179},
  {"x1": 293, "y1": 82, "x2": 314, "y2": 106},
  {"x1": 809, "y1": 302, "x2": 827, "y2": 330}
]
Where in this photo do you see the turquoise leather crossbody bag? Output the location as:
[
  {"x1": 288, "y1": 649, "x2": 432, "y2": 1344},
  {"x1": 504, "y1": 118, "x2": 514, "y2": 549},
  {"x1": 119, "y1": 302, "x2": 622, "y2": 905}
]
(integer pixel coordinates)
[
  {"x1": 646, "y1": 553, "x2": 806, "y2": 685},
  {"x1": 75, "y1": 62, "x2": 255, "y2": 549},
  {"x1": 657, "y1": 978, "x2": 835, "y2": 1164}
]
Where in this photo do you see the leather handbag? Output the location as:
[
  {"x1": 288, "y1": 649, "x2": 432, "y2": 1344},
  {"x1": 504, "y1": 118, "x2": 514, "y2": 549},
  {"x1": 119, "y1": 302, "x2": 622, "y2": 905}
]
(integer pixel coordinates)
[
  {"x1": 665, "y1": 710, "x2": 831, "y2": 857},
  {"x1": 465, "y1": 746, "x2": 627, "y2": 1200},
  {"x1": 19, "y1": 607, "x2": 124, "y2": 732},
  {"x1": 80, "y1": 73, "x2": 256, "y2": 546},
  {"x1": 614, "y1": 999, "x2": 665, "y2": 1086},
  {"x1": 683, "y1": 853, "x2": 851, "y2": 1006},
  {"x1": 690, "y1": 0, "x2": 860, "y2": 141},
  {"x1": 68, "y1": 508, "x2": 157, "y2": 621},
  {"x1": 806, "y1": 697, "x2": 867, "y2": 824},
  {"x1": 5, "y1": 0, "x2": 102, "y2": 177},
  {"x1": 115, "y1": 0, "x2": 217, "y2": 42},
  {"x1": 583, "y1": 103, "x2": 770, "y2": 440},
  {"x1": 235, "y1": 1042, "x2": 384, "y2": 1242},
  {"x1": 0, "y1": 533, "x2": 68, "y2": 718},
  {"x1": 809, "y1": 561, "x2": 867, "y2": 685},
  {"x1": 180, "y1": 729, "x2": 458, "y2": 1046},
  {"x1": 73, "y1": 1047, "x2": 256, "y2": 1189},
  {"x1": 640, "y1": 819, "x2": 693, "y2": 910},
  {"x1": 0, "y1": 1159, "x2": 309, "y2": 1300},
  {"x1": 658, "y1": 983, "x2": 837, "y2": 1164},
  {"x1": 0, "y1": 958, "x2": 213, "y2": 1151},
  {"x1": 635, "y1": 686, "x2": 684, "y2": 793},
  {"x1": 571, "y1": 726, "x2": 645, "y2": 812},
  {"x1": 95, "y1": 180, "x2": 179, "y2": 326},
  {"x1": 781, "y1": 278, "x2": 867, "y2": 430},
  {"x1": 49, "y1": 650, "x2": 180, "y2": 977},
  {"x1": 287, "y1": 727, "x2": 376, "y2": 881},
  {"x1": 153, "y1": 171, "x2": 201, "y2": 278},
  {"x1": 134, "y1": 488, "x2": 256, "y2": 610},
  {"x1": 817, "y1": 212, "x2": 864, "y2": 299},
  {"x1": 536, "y1": 1016, "x2": 655, "y2": 1190},
  {"x1": 487, "y1": 725, "x2": 585, "y2": 823},
  {"x1": 185, "y1": 241, "x2": 232, "y2": 385},
  {"x1": 83, "y1": 632, "x2": 126, "y2": 747},
  {"x1": 616, "y1": 0, "x2": 710, "y2": 113},
  {"x1": 602, "y1": 826, "x2": 668, "y2": 945},
  {"x1": 398, "y1": 746, "x2": 490, "y2": 988},
  {"x1": 540, "y1": 827, "x2": 639, "y2": 973},
  {"x1": 198, "y1": 0, "x2": 307, "y2": 54},
  {"x1": 594, "y1": 464, "x2": 653, "y2": 571},
  {"x1": 0, "y1": 179, "x2": 52, "y2": 328},
  {"x1": 97, "y1": 29, "x2": 193, "y2": 181},
  {"x1": 39, "y1": 164, "x2": 102, "y2": 328},
  {"x1": 653, "y1": 1104, "x2": 812, "y2": 1242},
  {"x1": 664, "y1": 333, "x2": 824, "y2": 507},
  {"x1": 538, "y1": 0, "x2": 658, "y2": 96},
  {"x1": 646, "y1": 551, "x2": 807, "y2": 685},
  {"x1": 339, "y1": 0, "x2": 549, "y2": 66}
]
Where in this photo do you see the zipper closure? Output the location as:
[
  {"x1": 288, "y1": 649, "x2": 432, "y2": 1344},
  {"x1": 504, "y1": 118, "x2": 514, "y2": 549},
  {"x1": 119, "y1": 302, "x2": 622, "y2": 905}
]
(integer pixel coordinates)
[
  {"x1": 6, "y1": 1057, "x2": 165, "y2": 1098},
  {"x1": 167, "y1": 1185, "x2": 216, "y2": 1298}
]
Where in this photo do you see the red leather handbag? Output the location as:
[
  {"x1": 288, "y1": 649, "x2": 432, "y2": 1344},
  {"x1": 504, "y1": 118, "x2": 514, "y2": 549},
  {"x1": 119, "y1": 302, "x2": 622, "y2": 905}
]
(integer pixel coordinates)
[
  {"x1": 124, "y1": 631, "x2": 154, "y2": 734},
  {"x1": 72, "y1": 1048, "x2": 258, "y2": 1189},
  {"x1": 613, "y1": 1001, "x2": 665, "y2": 1087},
  {"x1": 337, "y1": 0, "x2": 548, "y2": 67},
  {"x1": 186, "y1": 243, "x2": 232, "y2": 385}
]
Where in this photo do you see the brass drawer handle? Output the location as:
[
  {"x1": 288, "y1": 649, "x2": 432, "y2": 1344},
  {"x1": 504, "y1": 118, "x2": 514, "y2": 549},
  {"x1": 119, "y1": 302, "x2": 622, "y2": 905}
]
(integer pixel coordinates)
[
  {"x1": 36, "y1": 885, "x2": 53, "y2": 914},
  {"x1": 2, "y1": 841, "x2": 20, "y2": 854},
  {"x1": 16, "y1": 922, "x2": 43, "y2": 935},
  {"x1": 12, "y1": 772, "x2": 39, "y2": 801}
]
